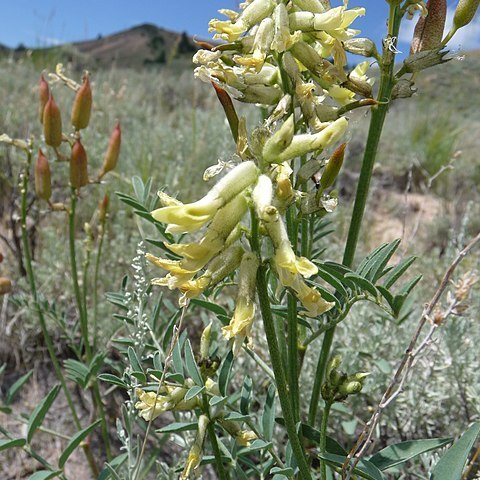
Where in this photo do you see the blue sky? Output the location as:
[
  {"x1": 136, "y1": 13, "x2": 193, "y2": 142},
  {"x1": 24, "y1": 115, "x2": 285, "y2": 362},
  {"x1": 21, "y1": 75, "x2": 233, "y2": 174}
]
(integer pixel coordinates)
[{"x1": 1, "y1": 1, "x2": 479, "y2": 56}]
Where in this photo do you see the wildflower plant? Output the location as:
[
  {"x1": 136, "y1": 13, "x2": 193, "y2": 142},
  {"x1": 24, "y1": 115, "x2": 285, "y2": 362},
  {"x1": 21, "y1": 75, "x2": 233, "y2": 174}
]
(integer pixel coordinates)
[
  {"x1": 1, "y1": 1, "x2": 480, "y2": 479},
  {"x1": 107, "y1": 1, "x2": 480, "y2": 479},
  {"x1": 1, "y1": 64, "x2": 121, "y2": 477}
]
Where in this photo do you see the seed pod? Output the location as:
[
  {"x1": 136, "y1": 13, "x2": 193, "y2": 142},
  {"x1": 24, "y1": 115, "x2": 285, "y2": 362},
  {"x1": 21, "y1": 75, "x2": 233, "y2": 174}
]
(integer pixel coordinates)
[
  {"x1": 98, "y1": 122, "x2": 121, "y2": 179},
  {"x1": 453, "y1": 0, "x2": 480, "y2": 29},
  {"x1": 39, "y1": 74, "x2": 50, "y2": 124},
  {"x1": 411, "y1": 0, "x2": 447, "y2": 53},
  {"x1": 0, "y1": 252, "x2": 3, "y2": 263},
  {"x1": 35, "y1": 149, "x2": 52, "y2": 201},
  {"x1": 0, "y1": 277, "x2": 12, "y2": 295},
  {"x1": 98, "y1": 194, "x2": 109, "y2": 223},
  {"x1": 43, "y1": 94, "x2": 63, "y2": 148},
  {"x1": 320, "y1": 143, "x2": 346, "y2": 190},
  {"x1": 70, "y1": 140, "x2": 89, "y2": 189},
  {"x1": 211, "y1": 82, "x2": 239, "y2": 142},
  {"x1": 71, "y1": 73, "x2": 92, "y2": 130}
]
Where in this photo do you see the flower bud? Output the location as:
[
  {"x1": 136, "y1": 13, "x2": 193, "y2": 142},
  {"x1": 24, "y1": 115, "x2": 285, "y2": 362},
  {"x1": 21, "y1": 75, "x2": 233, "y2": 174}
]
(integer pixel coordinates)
[
  {"x1": 320, "y1": 143, "x2": 346, "y2": 190},
  {"x1": 98, "y1": 122, "x2": 121, "y2": 179},
  {"x1": 71, "y1": 73, "x2": 92, "y2": 130},
  {"x1": 39, "y1": 74, "x2": 50, "y2": 124},
  {"x1": 70, "y1": 140, "x2": 89, "y2": 189},
  {"x1": 0, "y1": 277, "x2": 12, "y2": 295},
  {"x1": 338, "y1": 380, "x2": 363, "y2": 396},
  {"x1": 343, "y1": 38, "x2": 378, "y2": 57},
  {"x1": 411, "y1": 0, "x2": 447, "y2": 53},
  {"x1": 43, "y1": 94, "x2": 63, "y2": 148},
  {"x1": 453, "y1": 0, "x2": 480, "y2": 29},
  {"x1": 35, "y1": 149, "x2": 52, "y2": 201},
  {"x1": 182, "y1": 414, "x2": 209, "y2": 479},
  {"x1": 200, "y1": 322, "x2": 213, "y2": 359},
  {"x1": 262, "y1": 114, "x2": 295, "y2": 162}
]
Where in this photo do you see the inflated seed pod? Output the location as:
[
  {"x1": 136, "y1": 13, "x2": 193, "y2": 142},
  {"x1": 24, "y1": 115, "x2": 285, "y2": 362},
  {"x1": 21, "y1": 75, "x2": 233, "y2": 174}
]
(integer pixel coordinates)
[
  {"x1": 35, "y1": 149, "x2": 52, "y2": 201},
  {"x1": 71, "y1": 73, "x2": 92, "y2": 130},
  {"x1": 98, "y1": 122, "x2": 121, "y2": 179},
  {"x1": 70, "y1": 140, "x2": 89, "y2": 189},
  {"x1": 39, "y1": 74, "x2": 50, "y2": 124},
  {"x1": 98, "y1": 194, "x2": 109, "y2": 223},
  {"x1": 43, "y1": 94, "x2": 63, "y2": 148},
  {"x1": 411, "y1": 0, "x2": 447, "y2": 53}
]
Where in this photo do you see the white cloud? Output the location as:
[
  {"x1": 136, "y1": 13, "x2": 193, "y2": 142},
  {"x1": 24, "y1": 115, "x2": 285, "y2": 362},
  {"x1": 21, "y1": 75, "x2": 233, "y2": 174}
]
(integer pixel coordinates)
[{"x1": 398, "y1": 7, "x2": 480, "y2": 50}]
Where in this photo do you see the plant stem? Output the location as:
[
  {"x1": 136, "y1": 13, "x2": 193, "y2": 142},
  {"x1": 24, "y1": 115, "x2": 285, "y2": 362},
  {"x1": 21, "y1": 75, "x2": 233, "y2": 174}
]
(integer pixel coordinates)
[
  {"x1": 207, "y1": 420, "x2": 229, "y2": 480},
  {"x1": 310, "y1": 5, "x2": 403, "y2": 426},
  {"x1": 319, "y1": 401, "x2": 332, "y2": 480},
  {"x1": 256, "y1": 264, "x2": 312, "y2": 480},
  {"x1": 92, "y1": 219, "x2": 106, "y2": 351},
  {"x1": 286, "y1": 206, "x2": 300, "y2": 422},
  {"x1": 69, "y1": 189, "x2": 92, "y2": 361},
  {"x1": 19, "y1": 153, "x2": 98, "y2": 476}
]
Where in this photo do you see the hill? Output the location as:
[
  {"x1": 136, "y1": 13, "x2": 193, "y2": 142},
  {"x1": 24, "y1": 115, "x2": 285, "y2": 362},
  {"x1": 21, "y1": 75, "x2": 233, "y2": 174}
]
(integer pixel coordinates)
[{"x1": 2, "y1": 23, "x2": 202, "y2": 70}]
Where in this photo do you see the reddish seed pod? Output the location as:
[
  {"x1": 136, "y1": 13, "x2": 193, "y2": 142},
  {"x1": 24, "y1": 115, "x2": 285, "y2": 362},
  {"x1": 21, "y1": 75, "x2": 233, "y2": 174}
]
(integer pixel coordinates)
[
  {"x1": 211, "y1": 82, "x2": 239, "y2": 142},
  {"x1": 98, "y1": 194, "x2": 109, "y2": 223},
  {"x1": 320, "y1": 143, "x2": 346, "y2": 190},
  {"x1": 43, "y1": 94, "x2": 63, "y2": 148},
  {"x1": 71, "y1": 73, "x2": 92, "y2": 130},
  {"x1": 411, "y1": 0, "x2": 447, "y2": 54},
  {"x1": 39, "y1": 74, "x2": 50, "y2": 124},
  {"x1": 70, "y1": 140, "x2": 89, "y2": 189},
  {"x1": 0, "y1": 252, "x2": 4, "y2": 263},
  {"x1": 35, "y1": 149, "x2": 52, "y2": 201},
  {"x1": 99, "y1": 122, "x2": 121, "y2": 179}
]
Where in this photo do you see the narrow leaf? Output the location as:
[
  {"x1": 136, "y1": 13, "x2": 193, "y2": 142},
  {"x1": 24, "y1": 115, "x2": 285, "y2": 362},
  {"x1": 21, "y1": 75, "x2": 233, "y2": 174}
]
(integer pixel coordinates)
[
  {"x1": 369, "y1": 437, "x2": 452, "y2": 471},
  {"x1": 97, "y1": 374, "x2": 129, "y2": 389},
  {"x1": 156, "y1": 422, "x2": 199, "y2": 433},
  {"x1": 344, "y1": 273, "x2": 379, "y2": 297},
  {"x1": 28, "y1": 471, "x2": 62, "y2": 480},
  {"x1": 127, "y1": 347, "x2": 143, "y2": 373},
  {"x1": 317, "y1": 452, "x2": 386, "y2": 480},
  {"x1": 366, "y1": 239, "x2": 401, "y2": 283},
  {"x1": 430, "y1": 422, "x2": 480, "y2": 480},
  {"x1": 383, "y1": 256, "x2": 417, "y2": 289},
  {"x1": 262, "y1": 384, "x2": 276, "y2": 441},
  {"x1": 184, "y1": 385, "x2": 205, "y2": 402},
  {"x1": 27, "y1": 384, "x2": 61, "y2": 443},
  {"x1": 240, "y1": 376, "x2": 253, "y2": 415},
  {"x1": 58, "y1": 420, "x2": 101, "y2": 468},
  {"x1": 0, "y1": 438, "x2": 26, "y2": 451},
  {"x1": 184, "y1": 339, "x2": 203, "y2": 386},
  {"x1": 315, "y1": 265, "x2": 349, "y2": 298},
  {"x1": 190, "y1": 298, "x2": 228, "y2": 317},
  {"x1": 218, "y1": 350, "x2": 234, "y2": 397},
  {"x1": 6, "y1": 370, "x2": 33, "y2": 405}
]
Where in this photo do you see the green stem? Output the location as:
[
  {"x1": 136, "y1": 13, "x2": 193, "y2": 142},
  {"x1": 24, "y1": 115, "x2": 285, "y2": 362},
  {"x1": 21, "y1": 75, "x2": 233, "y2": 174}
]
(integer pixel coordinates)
[
  {"x1": 310, "y1": 5, "x2": 403, "y2": 426},
  {"x1": 256, "y1": 264, "x2": 312, "y2": 480},
  {"x1": 286, "y1": 206, "x2": 300, "y2": 422},
  {"x1": 69, "y1": 190, "x2": 91, "y2": 361},
  {"x1": 92, "y1": 383, "x2": 113, "y2": 460},
  {"x1": 319, "y1": 402, "x2": 332, "y2": 480},
  {"x1": 92, "y1": 220, "x2": 106, "y2": 351},
  {"x1": 207, "y1": 421, "x2": 229, "y2": 480},
  {"x1": 19, "y1": 153, "x2": 99, "y2": 476}
]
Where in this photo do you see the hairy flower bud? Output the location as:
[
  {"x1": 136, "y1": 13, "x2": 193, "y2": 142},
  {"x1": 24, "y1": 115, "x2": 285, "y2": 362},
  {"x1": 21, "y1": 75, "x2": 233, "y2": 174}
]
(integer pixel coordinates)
[
  {"x1": 411, "y1": 0, "x2": 447, "y2": 53},
  {"x1": 70, "y1": 140, "x2": 89, "y2": 189},
  {"x1": 39, "y1": 74, "x2": 50, "y2": 124},
  {"x1": 35, "y1": 149, "x2": 52, "y2": 201},
  {"x1": 43, "y1": 94, "x2": 63, "y2": 148},
  {"x1": 262, "y1": 114, "x2": 295, "y2": 162},
  {"x1": 71, "y1": 73, "x2": 92, "y2": 130},
  {"x1": 320, "y1": 143, "x2": 346, "y2": 189},
  {"x1": 98, "y1": 122, "x2": 121, "y2": 179}
]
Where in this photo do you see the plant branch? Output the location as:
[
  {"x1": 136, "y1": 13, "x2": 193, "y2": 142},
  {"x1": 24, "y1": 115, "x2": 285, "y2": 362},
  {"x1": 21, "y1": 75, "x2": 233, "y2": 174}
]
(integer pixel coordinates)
[{"x1": 342, "y1": 230, "x2": 480, "y2": 479}]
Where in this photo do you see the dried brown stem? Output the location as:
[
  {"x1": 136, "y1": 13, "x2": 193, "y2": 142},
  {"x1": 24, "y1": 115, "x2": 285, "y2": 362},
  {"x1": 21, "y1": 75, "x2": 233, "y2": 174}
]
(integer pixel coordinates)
[{"x1": 342, "y1": 230, "x2": 480, "y2": 479}]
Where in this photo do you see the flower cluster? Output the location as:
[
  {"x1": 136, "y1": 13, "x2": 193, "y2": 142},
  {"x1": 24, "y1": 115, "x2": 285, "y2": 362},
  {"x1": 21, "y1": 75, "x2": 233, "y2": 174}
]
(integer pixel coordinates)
[{"x1": 147, "y1": 0, "x2": 374, "y2": 354}]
